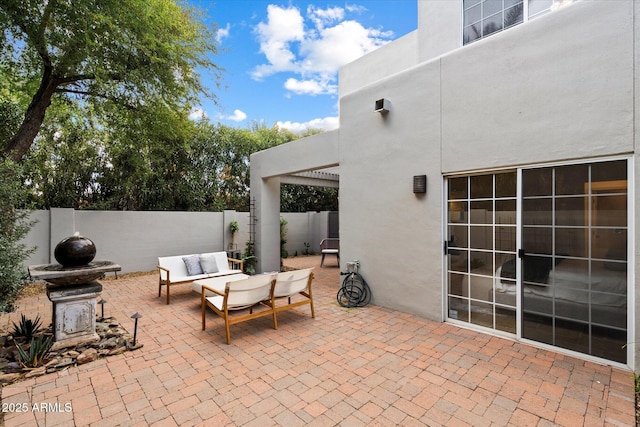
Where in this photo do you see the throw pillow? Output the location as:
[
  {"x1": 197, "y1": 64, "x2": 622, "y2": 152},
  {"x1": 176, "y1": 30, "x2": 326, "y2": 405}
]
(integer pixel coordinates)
[
  {"x1": 182, "y1": 255, "x2": 204, "y2": 276},
  {"x1": 199, "y1": 254, "x2": 219, "y2": 274}
]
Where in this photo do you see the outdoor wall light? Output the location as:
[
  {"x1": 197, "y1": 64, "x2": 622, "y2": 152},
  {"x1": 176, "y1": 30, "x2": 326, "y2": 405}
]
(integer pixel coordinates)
[
  {"x1": 131, "y1": 312, "x2": 142, "y2": 346},
  {"x1": 413, "y1": 175, "x2": 427, "y2": 194},
  {"x1": 375, "y1": 98, "x2": 390, "y2": 114},
  {"x1": 98, "y1": 299, "x2": 107, "y2": 319}
]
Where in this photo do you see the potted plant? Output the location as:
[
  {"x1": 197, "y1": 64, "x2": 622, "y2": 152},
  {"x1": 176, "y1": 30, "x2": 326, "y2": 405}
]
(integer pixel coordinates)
[{"x1": 229, "y1": 220, "x2": 239, "y2": 251}]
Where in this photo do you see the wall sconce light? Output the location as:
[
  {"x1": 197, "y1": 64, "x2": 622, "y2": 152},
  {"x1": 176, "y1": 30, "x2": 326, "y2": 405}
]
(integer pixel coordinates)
[
  {"x1": 375, "y1": 98, "x2": 390, "y2": 114},
  {"x1": 413, "y1": 175, "x2": 427, "y2": 194}
]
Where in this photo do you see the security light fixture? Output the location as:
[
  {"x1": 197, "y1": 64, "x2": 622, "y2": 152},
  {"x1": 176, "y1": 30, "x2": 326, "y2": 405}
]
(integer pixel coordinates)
[
  {"x1": 413, "y1": 175, "x2": 427, "y2": 194},
  {"x1": 375, "y1": 98, "x2": 390, "y2": 113}
]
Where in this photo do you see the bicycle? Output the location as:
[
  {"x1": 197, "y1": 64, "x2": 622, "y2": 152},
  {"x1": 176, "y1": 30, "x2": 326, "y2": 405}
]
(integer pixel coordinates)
[{"x1": 337, "y1": 260, "x2": 371, "y2": 308}]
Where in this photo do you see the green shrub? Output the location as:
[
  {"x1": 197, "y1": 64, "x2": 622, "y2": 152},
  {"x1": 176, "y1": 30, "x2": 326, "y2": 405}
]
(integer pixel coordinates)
[
  {"x1": 0, "y1": 160, "x2": 36, "y2": 312},
  {"x1": 242, "y1": 240, "x2": 256, "y2": 275},
  {"x1": 12, "y1": 314, "x2": 43, "y2": 341},
  {"x1": 16, "y1": 335, "x2": 53, "y2": 368},
  {"x1": 280, "y1": 218, "x2": 288, "y2": 259}
]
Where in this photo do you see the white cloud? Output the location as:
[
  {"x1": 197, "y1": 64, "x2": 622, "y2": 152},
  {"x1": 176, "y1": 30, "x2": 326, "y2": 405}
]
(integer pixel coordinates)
[
  {"x1": 225, "y1": 109, "x2": 247, "y2": 122},
  {"x1": 307, "y1": 5, "x2": 344, "y2": 30},
  {"x1": 300, "y1": 20, "x2": 391, "y2": 75},
  {"x1": 276, "y1": 116, "x2": 339, "y2": 133},
  {"x1": 252, "y1": 5, "x2": 304, "y2": 80},
  {"x1": 252, "y1": 4, "x2": 394, "y2": 95},
  {"x1": 189, "y1": 108, "x2": 208, "y2": 121},
  {"x1": 216, "y1": 23, "x2": 230, "y2": 43},
  {"x1": 284, "y1": 77, "x2": 336, "y2": 96}
]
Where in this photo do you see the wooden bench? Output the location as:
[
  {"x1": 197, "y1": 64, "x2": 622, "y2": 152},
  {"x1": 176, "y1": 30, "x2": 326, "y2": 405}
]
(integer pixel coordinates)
[{"x1": 157, "y1": 251, "x2": 244, "y2": 304}]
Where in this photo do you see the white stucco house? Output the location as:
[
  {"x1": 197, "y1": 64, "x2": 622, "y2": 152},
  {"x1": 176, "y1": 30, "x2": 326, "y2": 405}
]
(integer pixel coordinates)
[{"x1": 250, "y1": 0, "x2": 637, "y2": 370}]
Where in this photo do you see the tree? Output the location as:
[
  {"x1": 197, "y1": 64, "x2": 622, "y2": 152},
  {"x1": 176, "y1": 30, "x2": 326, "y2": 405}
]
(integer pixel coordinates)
[
  {"x1": 0, "y1": 0, "x2": 220, "y2": 162},
  {"x1": 0, "y1": 159, "x2": 35, "y2": 312},
  {"x1": 281, "y1": 184, "x2": 338, "y2": 212}
]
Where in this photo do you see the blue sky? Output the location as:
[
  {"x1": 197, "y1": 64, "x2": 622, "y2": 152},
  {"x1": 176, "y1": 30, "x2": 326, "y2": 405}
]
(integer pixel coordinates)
[{"x1": 187, "y1": 0, "x2": 418, "y2": 133}]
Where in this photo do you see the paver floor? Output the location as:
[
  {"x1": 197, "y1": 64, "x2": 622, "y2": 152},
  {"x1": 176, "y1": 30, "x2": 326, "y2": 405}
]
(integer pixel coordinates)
[{"x1": 0, "y1": 255, "x2": 634, "y2": 426}]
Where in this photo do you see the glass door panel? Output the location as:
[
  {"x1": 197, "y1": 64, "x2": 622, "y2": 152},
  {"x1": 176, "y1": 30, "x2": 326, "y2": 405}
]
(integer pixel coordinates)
[
  {"x1": 521, "y1": 160, "x2": 628, "y2": 364},
  {"x1": 446, "y1": 172, "x2": 517, "y2": 334}
]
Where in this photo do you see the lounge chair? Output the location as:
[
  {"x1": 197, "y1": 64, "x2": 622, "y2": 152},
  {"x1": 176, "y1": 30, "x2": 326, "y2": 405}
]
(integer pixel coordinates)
[
  {"x1": 201, "y1": 274, "x2": 278, "y2": 344},
  {"x1": 273, "y1": 268, "x2": 315, "y2": 318}
]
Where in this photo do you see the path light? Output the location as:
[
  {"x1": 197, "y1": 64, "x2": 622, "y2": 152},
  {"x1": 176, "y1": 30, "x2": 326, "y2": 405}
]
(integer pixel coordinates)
[
  {"x1": 98, "y1": 299, "x2": 107, "y2": 319},
  {"x1": 131, "y1": 312, "x2": 142, "y2": 346}
]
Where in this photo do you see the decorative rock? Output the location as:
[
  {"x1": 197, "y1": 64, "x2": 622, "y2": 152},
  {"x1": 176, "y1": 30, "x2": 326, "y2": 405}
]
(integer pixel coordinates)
[
  {"x1": 108, "y1": 346, "x2": 127, "y2": 356},
  {"x1": 76, "y1": 348, "x2": 98, "y2": 365},
  {"x1": 0, "y1": 373, "x2": 21, "y2": 383},
  {"x1": 127, "y1": 342, "x2": 144, "y2": 351},
  {"x1": 54, "y1": 358, "x2": 75, "y2": 369},
  {"x1": 99, "y1": 338, "x2": 117, "y2": 349},
  {"x1": 24, "y1": 366, "x2": 46, "y2": 378},
  {"x1": 45, "y1": 358, "x2": 59, "y2": 367},
  {"x1": 0, "y1": 315, "x2": 142, "y2": 386}
]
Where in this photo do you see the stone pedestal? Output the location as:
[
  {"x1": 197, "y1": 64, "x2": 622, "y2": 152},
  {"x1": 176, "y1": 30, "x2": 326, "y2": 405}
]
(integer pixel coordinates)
[{"x1": 47, "y1": 281, "x2": 103, "y2": 350}]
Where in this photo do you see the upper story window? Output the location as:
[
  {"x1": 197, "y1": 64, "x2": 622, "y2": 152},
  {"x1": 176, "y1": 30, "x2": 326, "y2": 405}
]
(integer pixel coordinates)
[{"x1": 463, "y1": 0, "x2": 574, "y2": 45}]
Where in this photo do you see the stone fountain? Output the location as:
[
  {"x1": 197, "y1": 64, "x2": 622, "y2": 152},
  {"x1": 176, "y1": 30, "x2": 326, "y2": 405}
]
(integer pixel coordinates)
[{"x1": 28, "y1": 233, "x2": 121, "y2": 350}]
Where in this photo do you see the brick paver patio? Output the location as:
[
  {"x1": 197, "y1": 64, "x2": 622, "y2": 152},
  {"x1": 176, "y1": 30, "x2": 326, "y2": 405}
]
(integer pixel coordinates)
[{"x1": 0, "y1": 255, "x2": 634, "y2": 426}]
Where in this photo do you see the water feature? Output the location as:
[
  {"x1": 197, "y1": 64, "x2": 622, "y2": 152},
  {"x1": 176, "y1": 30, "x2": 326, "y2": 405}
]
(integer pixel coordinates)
[{"x1": 28, "y1": 233, "x2": 121, "y2": 349}]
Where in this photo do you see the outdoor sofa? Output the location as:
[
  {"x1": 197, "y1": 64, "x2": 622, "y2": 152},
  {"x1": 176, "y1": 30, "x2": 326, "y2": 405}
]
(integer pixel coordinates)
[{"x1": 157, "y1": 251, "x2": 244, "y2": 304}]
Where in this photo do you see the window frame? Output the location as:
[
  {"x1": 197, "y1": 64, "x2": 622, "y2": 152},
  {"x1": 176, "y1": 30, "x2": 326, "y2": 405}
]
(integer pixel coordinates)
[{"x1": 462, "y1": 0, "x2": 560, "y2": 45}]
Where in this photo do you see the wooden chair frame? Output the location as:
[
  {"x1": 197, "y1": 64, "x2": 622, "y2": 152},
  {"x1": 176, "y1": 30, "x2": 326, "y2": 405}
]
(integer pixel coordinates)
[{"x1": 201, "y1": 274, "x2": 277, "y2": 344}]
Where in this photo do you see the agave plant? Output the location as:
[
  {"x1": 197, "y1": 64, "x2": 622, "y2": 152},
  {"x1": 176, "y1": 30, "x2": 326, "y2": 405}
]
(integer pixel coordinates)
[
  {"x1": 11, "y1": 314, "x2": 43, "y2": 341},
  {"x1": 16, "y1": 335, "x2": 53, "y2": 368}
]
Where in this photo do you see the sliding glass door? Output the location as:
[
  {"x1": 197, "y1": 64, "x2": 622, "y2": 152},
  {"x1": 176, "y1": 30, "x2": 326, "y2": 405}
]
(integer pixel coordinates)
[
  {"x1": 521, "y1": 160, "x2": 628, "y2": 363},
  {"x1": 446, "y1": 159, "x2": 629, "y2": 364},
  {"x1": 446, "y1": 171, "x2": 518, "y2": 334}
]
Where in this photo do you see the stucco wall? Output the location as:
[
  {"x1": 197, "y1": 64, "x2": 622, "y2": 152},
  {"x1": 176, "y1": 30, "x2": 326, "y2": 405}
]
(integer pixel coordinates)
[
  {"x1": 339, "y1": 31, "x2": 419, "y2": 98},
  {"x1": 249, "y1": 0, "x2": 639, "y2": 368},
  {"x1": 339, "y1": 61, "x2": 443, "y2": 320},
  {"x1": 250, "y1": 131, "x2": 340, "y2": 273},
  {"x1": 22, "y1": 209, "x2": 334, "y2": 274},
  {"x1": 440, "y1": 0, "x2": 634, "y2": 173},
  {"x1": 417, "y1": 0, "x2": 461, "y2": 62},
  {"x1": 338, "y1": 0, "x2": 639, "y2": 358}
]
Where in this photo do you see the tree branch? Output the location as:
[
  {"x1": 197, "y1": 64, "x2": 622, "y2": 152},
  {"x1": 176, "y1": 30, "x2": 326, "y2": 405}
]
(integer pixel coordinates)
[{"x1": 55, "y1": 88, "x2": 137, "y2": 110}]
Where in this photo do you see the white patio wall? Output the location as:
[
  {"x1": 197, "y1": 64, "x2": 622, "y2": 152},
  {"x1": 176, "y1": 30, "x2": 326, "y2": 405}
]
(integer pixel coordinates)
[{"x1": 21, "y1": 209, "x2": 335, "y2": 274}]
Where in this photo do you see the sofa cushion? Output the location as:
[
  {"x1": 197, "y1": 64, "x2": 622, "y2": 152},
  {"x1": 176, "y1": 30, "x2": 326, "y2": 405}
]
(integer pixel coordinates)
[
  {"x1": 199, "y1": 254, "x2": 219, "y2": 274},
  {"x1": 182, "y1": 255, "x2": 204, "y2": 276},
  {"x1": 212, "y1": 252, "x2": 232, "y2": 272}
]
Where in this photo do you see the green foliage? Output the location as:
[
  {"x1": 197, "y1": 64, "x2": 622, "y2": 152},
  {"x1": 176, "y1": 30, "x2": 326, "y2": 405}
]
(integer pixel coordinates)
[
  {"x1": 1, "y1": 0, "x2": 220, "y2": 160},
  {"x1": 11, "y1": 314, "x2": 42, "y2": 341},
  {"x1": 242, "y1": 241, "x2": 256, "y2": 275},
  {"x1": 280, "y1": 218, "x2": 288, "y2": 259},
  {"x1": 0, "y1": 160, "x2": 35, "y2": 312},
  {"x1": 229, "y1": 221, "x2": 239, "y2": 234},
  {"x1": 16, "y1": 335, "x2": 53, "y2": 368},
  {"x1": 281, "y1": 184, "x2": 338, "y2": 212},
  {"x1": 303, "y1": 242, "x2": 313, "y2": 256}
]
